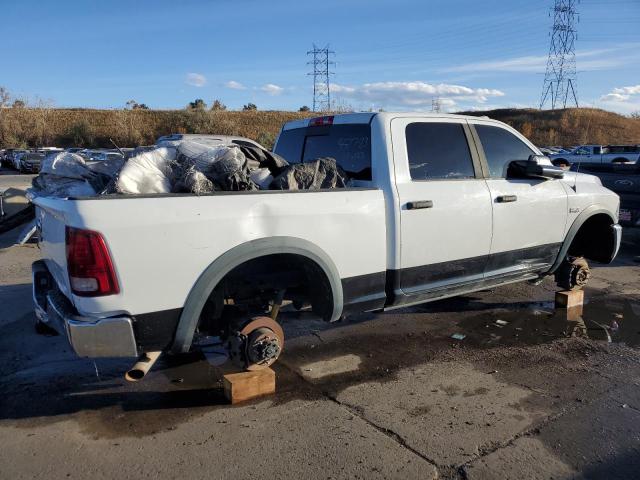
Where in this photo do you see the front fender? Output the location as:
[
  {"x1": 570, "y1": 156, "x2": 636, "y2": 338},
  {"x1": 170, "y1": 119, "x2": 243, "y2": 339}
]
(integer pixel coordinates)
[
  {"x1": 170, "y1": 236, "x2": 344, "y2": 354},
  {"x1": 549, "y1": 205, "x2": 620, "y2": 273}
]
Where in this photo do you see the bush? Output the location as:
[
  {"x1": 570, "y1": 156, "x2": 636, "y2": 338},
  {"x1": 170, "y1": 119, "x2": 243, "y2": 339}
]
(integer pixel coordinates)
[{"x1": 66, "y1": 120, "x2": 94, "y2": 147}]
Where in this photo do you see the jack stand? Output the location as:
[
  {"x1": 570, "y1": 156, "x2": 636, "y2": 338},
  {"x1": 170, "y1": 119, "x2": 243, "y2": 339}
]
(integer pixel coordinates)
[
  {"x1": 555, "y1": 290, "x2": 585, "y2": 321},
  {"x1": 222, "y1": 366, "x2": 276, "y2": 405}
]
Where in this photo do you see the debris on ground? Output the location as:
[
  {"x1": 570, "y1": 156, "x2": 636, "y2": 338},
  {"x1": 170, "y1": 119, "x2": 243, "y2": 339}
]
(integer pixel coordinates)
[
  {"x1": 28, "y1": 139, "x2": 350, "y2": 198},
  {"x1": 451, "y1": 333, "x2": 466, "y2": 340}
]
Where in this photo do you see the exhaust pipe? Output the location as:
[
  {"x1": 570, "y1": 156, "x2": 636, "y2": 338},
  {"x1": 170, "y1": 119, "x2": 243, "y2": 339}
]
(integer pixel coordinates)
[{"x1": 125, "y1": 351, "x2": 161, "y2": 382}]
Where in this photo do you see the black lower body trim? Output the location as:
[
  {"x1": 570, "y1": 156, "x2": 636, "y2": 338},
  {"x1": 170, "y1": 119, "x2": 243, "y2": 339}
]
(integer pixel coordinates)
[
  {"x1": 341, "y1": 243, "x2": 563, "y2": 316},
  {"x1": 341, "y1": 272, "x2": 387, "y2": 316},
  {"x1": 132, "y1": 308, "x2": 183, "y2": 350}
]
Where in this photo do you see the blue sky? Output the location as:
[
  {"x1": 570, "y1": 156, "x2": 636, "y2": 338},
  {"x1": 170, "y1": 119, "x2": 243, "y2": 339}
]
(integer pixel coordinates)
[{"x1": 2, "y1": 0, "x2": 639, "y2": 113}]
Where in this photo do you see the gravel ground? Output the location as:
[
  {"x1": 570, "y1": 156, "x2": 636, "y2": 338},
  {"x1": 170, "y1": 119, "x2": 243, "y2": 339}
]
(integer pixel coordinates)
[{"x1": 0, "y1": 226, "x2": 638, "y2": 479}]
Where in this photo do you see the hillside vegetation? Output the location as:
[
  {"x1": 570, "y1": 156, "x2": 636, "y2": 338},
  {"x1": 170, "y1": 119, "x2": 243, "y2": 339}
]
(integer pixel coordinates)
[
  {"x1": 461, "y1": 108, "x2": 640, "y2": 146},
  {"x1": 0, "y1": 107, "x2": 638, "y2": 150}
]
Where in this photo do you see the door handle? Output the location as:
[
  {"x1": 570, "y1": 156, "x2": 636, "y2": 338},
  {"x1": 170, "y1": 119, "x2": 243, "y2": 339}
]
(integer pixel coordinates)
[
  {"x1": 496, "y1": 195, "x2": 517, "y2": 203},
  {"x1": 406, "y1": 200, "x2": 433, "y2": 210}
]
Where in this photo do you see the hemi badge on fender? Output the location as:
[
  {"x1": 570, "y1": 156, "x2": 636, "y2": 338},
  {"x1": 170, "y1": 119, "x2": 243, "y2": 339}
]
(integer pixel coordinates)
[{"x1": 569, "y1": 208, "x2": 580, "y2": 214}]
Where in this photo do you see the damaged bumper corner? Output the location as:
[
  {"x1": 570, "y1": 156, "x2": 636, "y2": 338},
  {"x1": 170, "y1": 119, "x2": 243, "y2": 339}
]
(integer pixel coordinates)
[{"x1": 32, "y1": 260, "x2": 138, "y2": 358}]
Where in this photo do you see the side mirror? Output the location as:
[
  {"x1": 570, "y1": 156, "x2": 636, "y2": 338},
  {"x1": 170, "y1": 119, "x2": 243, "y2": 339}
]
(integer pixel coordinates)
[{"x1": 507, "y1": 155, "x2": 565, "y2": 180}]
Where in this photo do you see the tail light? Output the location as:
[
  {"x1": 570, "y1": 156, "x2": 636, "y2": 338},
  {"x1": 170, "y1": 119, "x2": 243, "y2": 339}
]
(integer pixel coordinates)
[
  {"x1": 309, "y1": 116, "x2": 334, "y2": 126},
  {"x1": 66, "y1": 227, "x2": 119, "y2": 297}
]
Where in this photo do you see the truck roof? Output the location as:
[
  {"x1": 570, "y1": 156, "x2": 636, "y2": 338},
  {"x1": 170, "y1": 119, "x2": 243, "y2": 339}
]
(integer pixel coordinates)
[{"x1": 282, "y1": 112, "x2": 494, "y2": 130}]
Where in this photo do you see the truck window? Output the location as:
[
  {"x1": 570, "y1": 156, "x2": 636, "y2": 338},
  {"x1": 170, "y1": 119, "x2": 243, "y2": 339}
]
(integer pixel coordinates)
[
  {"x1": 274, "y1": 124, "x2": 372, "y2": 180},
  {"x1": 405, "y1": 122, "x2": 475, "y2": 180},
  {"x1": 475, "y1": 125, "x2": 535, "y2": 178}
]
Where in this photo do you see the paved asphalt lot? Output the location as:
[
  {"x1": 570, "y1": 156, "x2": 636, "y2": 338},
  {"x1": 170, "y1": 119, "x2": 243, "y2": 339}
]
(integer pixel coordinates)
[{"x1": 0, "y1": 218, "x2": 639, "y2": 478}]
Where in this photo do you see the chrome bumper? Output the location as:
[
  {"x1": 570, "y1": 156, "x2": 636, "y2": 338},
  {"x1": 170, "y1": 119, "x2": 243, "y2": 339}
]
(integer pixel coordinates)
[
  {"x1": 32, "y1": 261, "x2": 138, "y2": 358},
  {"x1": 611, "y1": 223, "x2": 622, "y2": 262}
]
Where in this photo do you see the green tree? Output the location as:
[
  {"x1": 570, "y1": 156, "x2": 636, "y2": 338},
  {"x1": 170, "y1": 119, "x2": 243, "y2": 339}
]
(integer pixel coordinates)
[
  {"x1": 242, "y1": 103, "x2": 257, "y2": 111},
  {"x1": 298, "y1": 105, "x2": 310, "y2": 112}
]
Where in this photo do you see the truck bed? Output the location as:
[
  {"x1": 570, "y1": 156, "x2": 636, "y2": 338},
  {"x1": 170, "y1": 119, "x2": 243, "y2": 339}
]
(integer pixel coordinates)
[{"x1": 33, "y1": 188, "x2": 387, "y2": 319}]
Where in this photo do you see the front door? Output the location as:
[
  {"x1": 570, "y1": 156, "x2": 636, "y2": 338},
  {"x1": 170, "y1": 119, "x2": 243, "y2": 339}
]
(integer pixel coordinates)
[
  {"x1": 471, "y1": 122, "x2": 568, "y2": 277},
  {"x1": 391, "y1": 118, "x2": 493, "y2": 295}
]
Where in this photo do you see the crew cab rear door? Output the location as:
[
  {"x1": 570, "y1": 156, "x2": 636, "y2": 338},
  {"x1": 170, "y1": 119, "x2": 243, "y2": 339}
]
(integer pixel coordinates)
[
  {"x1": 470, "y1": 121, "x2": 568, "y2": 277},
  {"x1": 391, "y1": 117, "x2": 493, "y2": 294}
]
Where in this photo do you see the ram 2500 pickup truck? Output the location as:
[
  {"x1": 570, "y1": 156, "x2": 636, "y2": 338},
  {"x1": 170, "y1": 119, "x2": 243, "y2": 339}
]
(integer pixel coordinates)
[
  {"x1": 549, "y1": 144, "x2": 640, "y2": 167},
  {"x1": 32, "y1": 113, "x2": 622, "y2": 372}
]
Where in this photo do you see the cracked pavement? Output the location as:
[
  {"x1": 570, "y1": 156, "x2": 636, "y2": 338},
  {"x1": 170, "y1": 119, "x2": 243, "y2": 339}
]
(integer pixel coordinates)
[{"x1": 1, "y1": 227, "x2": 639, "y2": 479}]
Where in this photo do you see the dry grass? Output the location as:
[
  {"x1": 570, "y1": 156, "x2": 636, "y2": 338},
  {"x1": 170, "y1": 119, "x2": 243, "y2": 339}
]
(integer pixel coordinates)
[
  {"x1": 0, "y1": 107, "x2": 638, "y2": 150},
  {"x1": 0, "y1": 109, "x2": 315, "y2": 150},
  {"x1": 461, "y1": 107, "x2": 640, "y2": 146}
]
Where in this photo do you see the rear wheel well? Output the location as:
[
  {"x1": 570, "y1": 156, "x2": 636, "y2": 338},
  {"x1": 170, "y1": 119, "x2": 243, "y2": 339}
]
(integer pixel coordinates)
[
  {"x1": 567, "y1": 213, "x2": 615, "y2": 263},
  {"x1": 196, "y1": 253, "x2": 333, "y2": 337}
]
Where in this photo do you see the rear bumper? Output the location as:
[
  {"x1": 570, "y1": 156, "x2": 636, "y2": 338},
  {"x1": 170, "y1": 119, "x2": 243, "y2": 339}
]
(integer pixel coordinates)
[{"x1": 32, "y1": 260, "x2": 138, "y2": 357}]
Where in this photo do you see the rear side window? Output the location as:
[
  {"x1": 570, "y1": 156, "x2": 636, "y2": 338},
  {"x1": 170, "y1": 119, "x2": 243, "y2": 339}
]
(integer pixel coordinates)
[
  {"x1": 476, "y1": 125, "x2": 535, "y2": 178},
  {"x1": 274, "y1": 124, "x2": 372, "y2": 180},
  {"x1": 405, "y1": 122, "x2": 475, "y2": 180}
]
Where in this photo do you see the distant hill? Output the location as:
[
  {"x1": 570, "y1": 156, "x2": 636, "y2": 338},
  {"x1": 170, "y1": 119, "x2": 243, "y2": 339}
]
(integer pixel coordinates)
[
  {"x1": 459, "y1": 108, "x2": 640, "y2": 147},
  {"x1": 0, "y1": 106, "x2": 637, "y2": 150}
]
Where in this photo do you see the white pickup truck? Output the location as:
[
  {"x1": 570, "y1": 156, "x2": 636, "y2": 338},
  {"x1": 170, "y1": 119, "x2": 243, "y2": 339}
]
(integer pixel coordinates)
[
  {"x1": 32, "y1": 113, "x2": 622, "y2": 371},
  {"x1": 549, "y1": 144, "x2": 640, "y2": 167}
]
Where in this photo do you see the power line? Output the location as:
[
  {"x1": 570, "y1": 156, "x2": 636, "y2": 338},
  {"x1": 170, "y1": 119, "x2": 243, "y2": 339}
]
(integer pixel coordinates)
[
  {"x1": 540, "y1": 0, "x2": 580, "y2": 109},
  {"x1": 307, "y1": 44, "x2": 335, "y2": 112}
]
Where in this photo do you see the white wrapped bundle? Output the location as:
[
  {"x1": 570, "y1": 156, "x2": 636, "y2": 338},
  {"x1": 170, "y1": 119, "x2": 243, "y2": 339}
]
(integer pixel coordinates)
[{"x1": 116, "y1": 147, "x2": 176, "y2": 194}]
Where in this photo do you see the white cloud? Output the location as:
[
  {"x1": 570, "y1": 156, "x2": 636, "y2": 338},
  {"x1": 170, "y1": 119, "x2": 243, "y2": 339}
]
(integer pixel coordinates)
[
  {"x1": 329, "y1": 81, "x2": 505, "y2": 110},
  {"x1": 601, "y1": 84, "x2": 640, "y2": 102},
  {"x1": 260, "y1": 83, "x2": 284, "y2": 96},
  {"x1": 225, "y1": 80, "x2": 246, "y2": 90},
  {"x1": 185, "y1": 73, "x2": 207, "y2": 87},
  {"x1": 442, "y1": 47, "x2": 634, "y2": 74}
]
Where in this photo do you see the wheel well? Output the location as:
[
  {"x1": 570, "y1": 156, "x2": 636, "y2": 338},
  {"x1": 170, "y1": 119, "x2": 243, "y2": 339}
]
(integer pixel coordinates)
[
  {"x1": 567, "y1": 213, "x2": 615, "y2": 263},
  {"x1": 196, "y1": 253, "x2": 334, "y2": 336}
]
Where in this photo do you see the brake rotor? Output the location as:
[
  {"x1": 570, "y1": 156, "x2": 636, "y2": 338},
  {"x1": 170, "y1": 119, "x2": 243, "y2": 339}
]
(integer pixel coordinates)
[
  {"x1": 239, "y1": 316, "x2": 285, "y2": 371},
  {"x1": 572, "y1": 263, "x2": 591, "y2": 288}
]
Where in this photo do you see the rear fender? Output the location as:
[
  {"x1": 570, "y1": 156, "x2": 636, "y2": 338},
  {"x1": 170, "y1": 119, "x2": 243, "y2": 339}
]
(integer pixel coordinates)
[{"x1": 170, "y1": 236, "x2": 343, "y2": 354}]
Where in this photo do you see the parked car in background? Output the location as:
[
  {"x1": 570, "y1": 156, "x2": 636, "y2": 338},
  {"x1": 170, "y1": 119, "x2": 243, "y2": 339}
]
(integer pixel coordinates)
[
  {"x1": 571, "y1": 162, "x2": 640, "y2": 227},
  {"x1": 10, "y1": 150, "x2": 29, "y2": 170},
  {"x1": 550, "y1": 144, "x2": 640, "y2": 167},
  {"x1": 19, "y1": 152, "x2": 46, "y2": 173},
  {"x1": 155, "y1": 134, "x2": 265, "y2": 149}
]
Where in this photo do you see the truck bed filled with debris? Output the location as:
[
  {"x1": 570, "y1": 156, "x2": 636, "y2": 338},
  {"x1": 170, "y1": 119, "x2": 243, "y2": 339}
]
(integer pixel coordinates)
[{"x1": 29, "y1": 139, "x2": 351, "y2": 199}]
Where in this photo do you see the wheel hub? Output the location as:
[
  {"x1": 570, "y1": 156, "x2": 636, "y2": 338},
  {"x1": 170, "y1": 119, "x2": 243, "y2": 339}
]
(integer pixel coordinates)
[
  {"x1": 227, "y1": 317, "x2": 285, "y2": 371},
  {"x1": 573, "y1": 265, "x2": 591, "y2": 288}
]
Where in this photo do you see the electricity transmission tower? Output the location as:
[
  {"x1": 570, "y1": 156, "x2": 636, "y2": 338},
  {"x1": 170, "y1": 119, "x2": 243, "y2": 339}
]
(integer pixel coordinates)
[
  {"x1": 431, "y1": 97, "x2": 442, "y2": 113},
  {"x1": 540, "y1": 0, "x2": 579, "y2": 109},
  {"x1": 307, "y1": 44, "x2": 335, "y2": 112}
]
